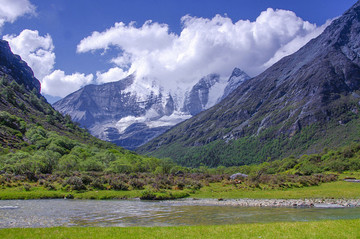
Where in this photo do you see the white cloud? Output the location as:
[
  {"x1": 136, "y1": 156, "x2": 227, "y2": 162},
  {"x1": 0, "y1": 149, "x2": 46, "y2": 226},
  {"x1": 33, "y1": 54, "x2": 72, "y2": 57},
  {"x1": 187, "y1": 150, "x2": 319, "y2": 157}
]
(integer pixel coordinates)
[
  {"x1": 42, "y1": 70, "x2": 93, "y2": 97},
  {"x1": 2, "y1": 8, "x2": 331, "y2": 99},
  {"x1": 77, "y1": 21, "x2": 175, "y2": 54},
  {"x1": 3, "y1": 29, "x2": 94, "y2": 98},
  {"x1": 96, "y1": 67, "x2": 129, "y2": 84},
  {"x1": 0, "y1": 0, "x2": 35, "y2": 29},
  {"x1": 3, "y1": 29, "x2": 55, "y2": 79},
  {"x1": 263, "y1": 18, "x2": 334, "y2": 68},
  {"x1": 77, "y1": 8, "x2": 329, "y2": 93}
]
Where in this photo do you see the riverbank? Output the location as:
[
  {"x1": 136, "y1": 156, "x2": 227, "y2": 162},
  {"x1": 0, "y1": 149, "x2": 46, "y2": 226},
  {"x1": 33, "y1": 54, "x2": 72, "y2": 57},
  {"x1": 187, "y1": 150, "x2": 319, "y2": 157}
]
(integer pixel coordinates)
[
  {"x1": 192, "y1": 180, "x2": 360, "y2": 200},
  {"x1": 0, "y1": 180, "x2": 359, "y2": 201},
  {"x1": 1, "y1": 219, "x2": 359, "y2": 238},
  {"x1": 163, "y1": 198, "x2": 360, "y2": 208}
]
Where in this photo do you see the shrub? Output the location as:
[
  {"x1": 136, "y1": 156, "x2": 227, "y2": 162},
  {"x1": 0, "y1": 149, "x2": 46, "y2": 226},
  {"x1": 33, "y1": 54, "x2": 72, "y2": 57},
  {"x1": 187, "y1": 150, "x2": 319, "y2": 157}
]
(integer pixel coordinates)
[
  {"x1": 80, "y1": 158, "x2": 104, "y2": 172},
  {"x1": 90, "y1": 178, "x2": 105, "y2": 190},
  {"x1": 23, "y1": 183, "x2": 31, "y2": 191},
  {"x1": 129, "y1": 179, "x2": 145, "y2": 190},
  {"x1": 107, "y1": 161, "x2": 132, "y2": 174},
  {"x1": 57, "y1": 155, "x2": 79, "y2": 172},
  {"x1": 154, "y1": 176, "x2": 173, "y2": 189},
  {"x1": 80, "y1": 174, "x2": 93, "y2": 185},
  {"x1": 297, "y1": 162, "x2": 321, "y2": 175},
  {"x1": 63, "y1": 176, "x2": 86, "y2": 191},
  {"x1": 348, "y1": 158, "x2": 360, "y2": 171},
  {"x1": 140, "y1": 190, "x2": 157, "y2": 200},
  {"x1": 25, "y1": 126, "x2": 47, "y2": 144},
  {"x1": 176, "y1": 181, "x2": 185, "y2": 190},
  {"x1": 0, "y1": 111, "x2": 26, "y2": 133},
  {"x1": 32, "y1": 150, "x2": 61, "y2": 174},
  {"x1": 109, "y1": 179, "x2": 129, "y2": 191},
  {"x1": 46, "y1": 183, "x2": 56, "y2": 191}
]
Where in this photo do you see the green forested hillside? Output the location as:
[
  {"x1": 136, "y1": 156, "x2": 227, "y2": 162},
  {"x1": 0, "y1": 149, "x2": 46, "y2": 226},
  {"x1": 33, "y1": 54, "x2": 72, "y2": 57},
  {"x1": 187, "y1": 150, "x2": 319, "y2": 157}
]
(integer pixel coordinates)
[
  {"x1": 0, "y1": 39, "x2": 174, "y2": 176},
  {"x1": 0, "y1": 77, "x2": 174, "y2": 175}
]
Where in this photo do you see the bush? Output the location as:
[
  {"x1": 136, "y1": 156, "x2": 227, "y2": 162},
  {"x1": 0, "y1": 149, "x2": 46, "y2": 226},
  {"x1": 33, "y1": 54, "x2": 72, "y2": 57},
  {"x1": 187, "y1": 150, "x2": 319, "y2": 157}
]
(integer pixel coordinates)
[
  {"x1": 90, "y1": 178, "x2": 105, "y2": 190},
  {"x1": 32, "y1": 150, "x2": 61, "y2": 174},
  {"x1": 46, "y1": 183, "x2": 56, "y2": 191},
  {"x1": 176, "y1": 181, "x2": 185, "y2": 190},
  {"x1": 23, "y1": 183, "x2": 31, "y2": 191},
  {"x1": 107, "y1": 160, "x2": 132, "y2": 174},
  {"x1": 129, "y1": 179, "x2": 145, "y2": 190},
  {"x1": 0, "y1": 111, "x2": 26, "y2": 133},
  {"x1": 57, "y1": 155, "x2": 79, "y2": 172},
  {"x1": 140, "y1": 190, "x2": 157, "y2": 200},
  {"x1": 297, "y1": 162, "x2": 321, "y2": 175},
  {"x1": 80, "y1": 174, "x2": 93, "y2": 185},
  {"x1": 109, "y1": 179, "x2": 129, "y2": 191},
  {"x1": 80, "y1": 158, "x2": 104, "y2": 172},
  {"x1": 25, "y1": 126, "x2": 47, "y2": 144},
  {"x1": 63, "y1": 176, "x2": 86, "y2": 191}
]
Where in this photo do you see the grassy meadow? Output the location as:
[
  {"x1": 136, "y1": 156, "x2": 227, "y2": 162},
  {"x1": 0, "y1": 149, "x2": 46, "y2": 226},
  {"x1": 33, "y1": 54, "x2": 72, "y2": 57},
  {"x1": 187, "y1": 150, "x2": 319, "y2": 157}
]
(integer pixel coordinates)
[
  {"x1": 1, "y1": 219, "x2": 359, "y2": 239},
  {"x1": 0, "y1": 177, "x2": 359, "y2": 200},
  {"x1": 193, "y1": 180, "x2": 360, "y2": 199}
]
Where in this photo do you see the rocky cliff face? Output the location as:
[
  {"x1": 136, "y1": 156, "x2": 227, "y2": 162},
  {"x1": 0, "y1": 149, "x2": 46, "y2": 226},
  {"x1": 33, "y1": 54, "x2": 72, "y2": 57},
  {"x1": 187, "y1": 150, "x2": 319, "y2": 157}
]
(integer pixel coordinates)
[
  {"x1": 138, "y1": 1, "x2": 360, "y2": 166},
  {"x1": 221, "y1": 68, "x2": 250, "y2": 101},
  {"x1": 0, "y1": 40, "x2": 41, "y2": 94},
  {"x1": 183, "y1": 74, "x2": 220, "y2": 116},
  {"x1": 53, "y1": 69, "x2": 250, "y2": 150}
]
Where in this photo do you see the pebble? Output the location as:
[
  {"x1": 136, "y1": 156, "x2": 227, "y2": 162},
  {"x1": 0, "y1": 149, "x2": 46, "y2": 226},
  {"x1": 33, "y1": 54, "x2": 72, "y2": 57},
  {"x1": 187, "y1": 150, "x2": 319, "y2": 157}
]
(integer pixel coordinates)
[{"x1": 168, "y1": 198, "x2": 360, "y2": 208}]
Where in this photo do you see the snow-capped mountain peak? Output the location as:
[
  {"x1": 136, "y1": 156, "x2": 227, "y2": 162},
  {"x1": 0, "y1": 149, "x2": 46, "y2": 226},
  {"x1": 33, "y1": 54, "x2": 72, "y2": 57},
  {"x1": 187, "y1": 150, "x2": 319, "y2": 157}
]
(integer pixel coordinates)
[{"x1": 53, "y1": 68, "x2": 250, "y2": 150}]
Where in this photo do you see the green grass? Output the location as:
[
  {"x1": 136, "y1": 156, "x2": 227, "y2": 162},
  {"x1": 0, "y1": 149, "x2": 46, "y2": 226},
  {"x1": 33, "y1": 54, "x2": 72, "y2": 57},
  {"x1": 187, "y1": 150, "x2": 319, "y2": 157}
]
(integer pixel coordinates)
[
  {"x1": 1, "y1": 174, "x2": 360, "y2": 200},
  {"x1": 0, "y1": 186, "x2": 191, "y2": 200},
  {"x1": 0, "y1": 186, "x2": 67, "y2": 200},
  {"x1": 1, "y1": 219, "x2": 359, "y2": 238},
  {"x1": 193, "y1": 181, "x2": 360, "y2": 199}
]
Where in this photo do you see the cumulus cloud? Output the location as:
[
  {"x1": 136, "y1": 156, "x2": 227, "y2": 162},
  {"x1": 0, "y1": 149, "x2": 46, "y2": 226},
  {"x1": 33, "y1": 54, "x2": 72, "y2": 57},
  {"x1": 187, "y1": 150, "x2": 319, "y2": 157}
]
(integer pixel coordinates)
[
  {"x1": 3, "y1": 29, "x2": 55, "y2": 79},
  {"x1": 4, "y1": 29, "x2": 93, "y2": 97},
  {"x1": 2, "y1": 8, "x2": 331, "y2": 99},
  {"x1": 42, "y1": 70, "x2": 93, "y2": 97},
  {"x1": 0, "y1": 0, "x2": 35, "y2": 29},
  {"x1": 77, "y1": 8, "x2": 329, "y2": 93},
  {"x1": 96, "y1": 67, "x2": 129, "y2": 84},
  {"x1": 77, "y1": 21, "x2": 175, "y2": 54},
  {"x1": 263, "y1": 18, "x2": 334, "y2": 68}
]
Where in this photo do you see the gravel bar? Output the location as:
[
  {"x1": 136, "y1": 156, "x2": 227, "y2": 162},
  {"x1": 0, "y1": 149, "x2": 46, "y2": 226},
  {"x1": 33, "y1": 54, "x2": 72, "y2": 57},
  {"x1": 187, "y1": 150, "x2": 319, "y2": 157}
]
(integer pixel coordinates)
[{"x1": 163, "y1": 198, "x2": 360, "y2": 208}]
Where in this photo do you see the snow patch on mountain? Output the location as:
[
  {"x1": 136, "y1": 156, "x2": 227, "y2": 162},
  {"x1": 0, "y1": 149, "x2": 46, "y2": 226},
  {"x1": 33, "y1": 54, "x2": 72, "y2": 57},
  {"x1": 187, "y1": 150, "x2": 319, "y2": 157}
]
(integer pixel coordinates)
[{"x1": 206, "y1": 77, "x2": 228, "y2": 109}]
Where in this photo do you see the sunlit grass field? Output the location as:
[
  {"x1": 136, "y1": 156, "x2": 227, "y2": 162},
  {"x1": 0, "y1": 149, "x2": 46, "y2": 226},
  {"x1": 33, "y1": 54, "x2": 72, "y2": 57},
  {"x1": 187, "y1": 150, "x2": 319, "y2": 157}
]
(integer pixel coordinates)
[
  {"x1": 193, "y1": 180, "x2": 360, "y2": 199},
  {"x1": 1, "y1": 219, "x2": 359, "y2": 239}
]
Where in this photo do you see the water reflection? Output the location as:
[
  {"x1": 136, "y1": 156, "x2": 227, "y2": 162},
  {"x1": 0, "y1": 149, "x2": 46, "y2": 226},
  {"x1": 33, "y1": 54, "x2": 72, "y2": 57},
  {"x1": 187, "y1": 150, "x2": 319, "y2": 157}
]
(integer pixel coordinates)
[{"x1": 0, "y1": 199, "x2": 360, "y2": 228}]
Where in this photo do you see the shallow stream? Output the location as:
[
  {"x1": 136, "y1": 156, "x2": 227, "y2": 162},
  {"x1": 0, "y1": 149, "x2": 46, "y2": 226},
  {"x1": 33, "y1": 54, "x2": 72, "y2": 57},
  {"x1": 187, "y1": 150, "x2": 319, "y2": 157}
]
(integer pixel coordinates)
[{"x1": 1, "y1": 199, "x2": 360, "y2": 228}]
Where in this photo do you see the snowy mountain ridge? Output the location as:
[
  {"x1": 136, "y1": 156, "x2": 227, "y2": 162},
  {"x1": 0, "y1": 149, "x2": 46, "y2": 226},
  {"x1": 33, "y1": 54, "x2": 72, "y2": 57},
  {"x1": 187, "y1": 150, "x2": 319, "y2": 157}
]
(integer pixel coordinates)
[{"x1": 53, "y1": 68, "x2": 250, "y2": 149}]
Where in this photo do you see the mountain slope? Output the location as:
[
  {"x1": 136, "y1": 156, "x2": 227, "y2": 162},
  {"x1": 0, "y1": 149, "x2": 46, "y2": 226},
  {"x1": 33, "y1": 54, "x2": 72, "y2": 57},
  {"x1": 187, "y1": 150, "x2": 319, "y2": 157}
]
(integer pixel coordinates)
[
  {"x1": 0, "y1": 39, "x2": 159, "y2": 175},
  {"x1": 0, "y1": 39, "x2": 82, "y2": 148},
  {"x1": 138, "y1": 1, "x2": 360, "y2": 167},
  {"x1": 53, "y1": 68, "x2": 250, "y2": 150},
  {"x1": 0, "y1": 39, "x2": 125, "y2": 149}
]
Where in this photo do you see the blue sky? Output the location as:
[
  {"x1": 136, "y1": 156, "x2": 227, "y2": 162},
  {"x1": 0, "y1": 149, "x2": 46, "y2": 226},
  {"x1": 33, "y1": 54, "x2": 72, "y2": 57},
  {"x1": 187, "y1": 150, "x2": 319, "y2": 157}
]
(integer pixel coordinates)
[{"x1": 0, "y1": 0, "x2": 357, "y2": 102}]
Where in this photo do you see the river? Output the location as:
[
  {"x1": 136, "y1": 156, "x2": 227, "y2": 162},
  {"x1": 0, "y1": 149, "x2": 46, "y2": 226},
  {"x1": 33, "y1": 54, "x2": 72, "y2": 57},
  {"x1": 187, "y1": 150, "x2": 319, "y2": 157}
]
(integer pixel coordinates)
[{"x1": 1, "y1": 199, "x2": 360, "y2": 228}]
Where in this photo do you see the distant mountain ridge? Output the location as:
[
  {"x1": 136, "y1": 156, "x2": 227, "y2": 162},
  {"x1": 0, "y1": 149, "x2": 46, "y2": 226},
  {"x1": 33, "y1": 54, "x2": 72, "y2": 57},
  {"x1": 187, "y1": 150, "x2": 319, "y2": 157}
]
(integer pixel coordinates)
[
  {"x1": 138, "y1": 1, "x2": 360, "y2": 167},
  {"x1": 53, "y1": 68, "x2": 250, "y2": 150}
]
